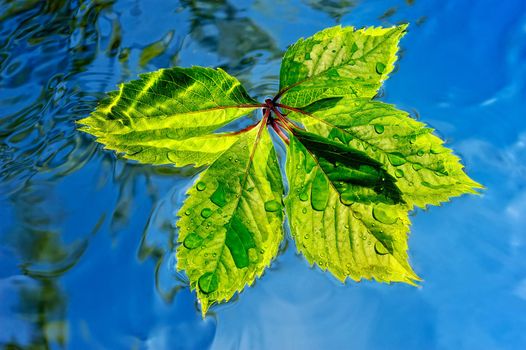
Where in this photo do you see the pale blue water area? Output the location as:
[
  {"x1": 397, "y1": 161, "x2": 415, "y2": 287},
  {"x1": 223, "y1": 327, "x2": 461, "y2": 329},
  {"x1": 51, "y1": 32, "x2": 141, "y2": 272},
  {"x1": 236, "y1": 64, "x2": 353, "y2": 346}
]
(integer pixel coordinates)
[{"x1": 1, "y1": 0, "x2": 526, "y2": 349}]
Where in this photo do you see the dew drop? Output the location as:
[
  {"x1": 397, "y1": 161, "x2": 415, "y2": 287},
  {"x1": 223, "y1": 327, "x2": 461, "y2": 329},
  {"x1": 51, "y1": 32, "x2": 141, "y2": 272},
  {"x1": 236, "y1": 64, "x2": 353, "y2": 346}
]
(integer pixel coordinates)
[
  {"x1": 210, "y1": 184, "x2": 228, "y2": 207},
  {"x1": 201, "y1": 208, "x2": 212, "y2": 218},
  {"x1": 183, "y1": 232, "x2": 203, "y2": 249},
  {"x1": 302, "y1": 207, "x2": 308, "y2": 214},
  {"x1": 304, "y1": 234, "x2": 310, "y2": 240},
  {"x1": 184, "y1": 210, "x2": 191, "y2": 216},
  {"x1": 412, "y1": 163, "x2": 423, "y2": 171},
  {"x1": 374, "y1": 124, "x2": 385, "y2": 134},
  {"x1": 264, "y1": 200, "x2": 281, "y2": 212},
  {"x1": 196, "y1": 181, "x2": 206, "y2": 191},
  {"x1": 374, "y1": 241, "x2": 389, "y2": 255},
  {"x1": 417, "y1": 149, "x2": 425, "y2": 157},
  {"x1": 395, "y1": 169, "x2": 404, "y2": 178},
  {"x1": 393, "y1": 134, "x2": 400, "y2": 140},
  {"x1": 361, "y1": 234, "x2": 367, "y2": 240},
  {"x1": 387, "y1": 152, "x2": 406, "y2": 166},
  {"x1": 340, "y1": 195, "x2": 353, "y2": 206},
  {"x1": 198, "y1": 272, "x2": 218, "y2": 294},
  {"x1": 375, "y1": 62, "x2": 386, "y2": 74},
  {"x1": 372, "y1": 206, "x2": 398, "y2": 224},
  {"x1": 344, "y1": 224, "x2": 349, "y2": 229},
  {"x1": 299, "y1": 191, "x2": 309, "y2": 202}
]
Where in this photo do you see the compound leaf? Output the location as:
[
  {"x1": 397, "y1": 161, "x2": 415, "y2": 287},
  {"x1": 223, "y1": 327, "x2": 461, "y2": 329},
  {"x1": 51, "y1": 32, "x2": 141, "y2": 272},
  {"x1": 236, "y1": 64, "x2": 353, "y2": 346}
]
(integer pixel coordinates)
[
  {"x1": 291, "y1": 98, "x2": 483, "y2": 208},
  {"x1": 285, "y1": 136, "x2": 419, "y2": 284},
  {"x1": 176, "y1": 126, "x2": 284, "y2": 315},
  {"x1": 78, "y1": 66, "x2": 260, "y2": 167},
  {"x1": 278, "y1": 25, "x2": 406, "y2": 107}
]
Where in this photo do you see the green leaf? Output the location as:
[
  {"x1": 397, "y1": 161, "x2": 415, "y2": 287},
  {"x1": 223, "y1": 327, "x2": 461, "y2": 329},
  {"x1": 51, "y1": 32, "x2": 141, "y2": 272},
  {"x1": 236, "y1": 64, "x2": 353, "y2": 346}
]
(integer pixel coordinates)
[
  {"x1": 77, "y1": 66, "x2": 260, "y2": 167},
  {"x1": 78, "y1": 24, "x2": 482, "y2": 315},
  {"x1": 278, "y1": 25, "x2": 407, "y2": 107},
  {"x1": 290, "y1": 127, "x2": 404, "y2": 205},
  {"x1": 176, "y1": 126, "x2": 284, "y2": 315},
  {"x1": 285, "y1": 136, "x2": 419, "y2": 284},
  {"x1": 290, "y1": 97, "x2": 483, "y2": 208}
]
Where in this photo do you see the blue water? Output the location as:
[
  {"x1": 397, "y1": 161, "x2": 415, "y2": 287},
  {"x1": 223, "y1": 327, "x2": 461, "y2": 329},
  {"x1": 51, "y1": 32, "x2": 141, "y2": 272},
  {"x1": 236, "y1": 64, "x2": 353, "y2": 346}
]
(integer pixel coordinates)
[{"x1": 1, "y1": 0, "x2": 525, "y2": 348}]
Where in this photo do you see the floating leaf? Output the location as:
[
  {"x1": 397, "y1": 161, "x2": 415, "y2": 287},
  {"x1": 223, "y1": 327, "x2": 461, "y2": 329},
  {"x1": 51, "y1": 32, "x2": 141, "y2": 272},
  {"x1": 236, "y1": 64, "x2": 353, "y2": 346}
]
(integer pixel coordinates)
[
  {"x1": 176, "y1": 127, "x2": 284, "y2": 315},
  {"x1": 278, "y1": 25, "x2": 407, "y2": 107},
  {"x1": 77, "y1": 66, "x2": 260, "y2": 167},
  {"x1": 286, "y1": 136, "x2": 419, "y2": 283},
  {"x1": 79, "y1": 24, "x2": 481, "y2": 315}
]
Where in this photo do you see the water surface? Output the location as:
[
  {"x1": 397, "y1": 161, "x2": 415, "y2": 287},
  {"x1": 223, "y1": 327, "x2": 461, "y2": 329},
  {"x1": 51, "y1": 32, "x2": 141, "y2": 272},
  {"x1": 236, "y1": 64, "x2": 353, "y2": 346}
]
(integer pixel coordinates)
[{"x1": 1, "y1": 0, "x2": 526, "y2": 349}]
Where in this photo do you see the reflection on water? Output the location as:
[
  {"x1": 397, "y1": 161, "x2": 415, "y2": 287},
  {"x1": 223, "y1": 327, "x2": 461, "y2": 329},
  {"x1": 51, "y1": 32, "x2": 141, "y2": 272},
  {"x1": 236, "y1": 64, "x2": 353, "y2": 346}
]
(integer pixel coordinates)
[{"x1": 1, "y1": 0, "x2": 526, "y2": 348}]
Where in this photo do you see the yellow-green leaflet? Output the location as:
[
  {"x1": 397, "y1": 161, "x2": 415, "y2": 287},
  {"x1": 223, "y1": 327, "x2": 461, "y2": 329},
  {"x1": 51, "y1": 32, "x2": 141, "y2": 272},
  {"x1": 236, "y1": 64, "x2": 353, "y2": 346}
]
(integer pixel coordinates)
[
  {"x1": 278, "y1": 25, "x2": 406, "y2": 107},
  {"x1": 77, "y1": 66, "x2": 260, "y2": 167},
  {"x1": 289, "y1": 97, "x2": 483, "y2": 209},
  {"x1": 79, "y1": 24, "x2": 482, "y2": 315},
  {"x1": 286, "y1": 136, "x2": 419, "y2": 284},
  {"x1": 176, "y1": 127, "x2": 284, "y2": 316}
]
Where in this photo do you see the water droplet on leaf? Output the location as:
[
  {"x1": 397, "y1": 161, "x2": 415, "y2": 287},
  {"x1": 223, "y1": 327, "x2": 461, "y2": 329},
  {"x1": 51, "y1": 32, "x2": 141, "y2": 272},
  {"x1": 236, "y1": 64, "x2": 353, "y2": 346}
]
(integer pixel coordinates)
[
  {"x1": 375, "y1": 62, "x2": 386, "y2": 74},
  {"x1": 395, "y1": 169, "x2": 404, "y2": 178},
  {"x1": 201, "y1": 208, "x2": 212, "y2": 218},
  {"x1": 387, "y1": 152, "x2": 406, "y2": 166},
  {"x1": 210, "y1": 184, "x2": 228, "y2": 207},
  {"x1": 183, "y1": 232, "x2": 203, "y2": 249},
  {"x1": 412, "y1": 163, "x2": 423, "y2": 171},
  {"x1": 374, "y1": 124, "x2": 385, "y2": 134},
  {"x1": 372, "y1": 206, "x2": 398, "y2": 224},
  {"x1": 198, "y1": 272, "x2": 218, "y2": 294},
  {"x1": 264, "y1": 200, "x2": 281, "y2": 212},
  {"x1": 374, "y1": 241, "x2": 389, "y2": 255},
  {"x1": 196, "y1": 181, "x2": 206, "y2": 191}
]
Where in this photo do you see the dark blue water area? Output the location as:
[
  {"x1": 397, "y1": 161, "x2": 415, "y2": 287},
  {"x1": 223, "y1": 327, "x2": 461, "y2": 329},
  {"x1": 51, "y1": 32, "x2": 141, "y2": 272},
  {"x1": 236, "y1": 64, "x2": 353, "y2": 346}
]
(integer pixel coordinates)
[{"x1": 1, "y1": 0, "x2": 526, "y2": 348}]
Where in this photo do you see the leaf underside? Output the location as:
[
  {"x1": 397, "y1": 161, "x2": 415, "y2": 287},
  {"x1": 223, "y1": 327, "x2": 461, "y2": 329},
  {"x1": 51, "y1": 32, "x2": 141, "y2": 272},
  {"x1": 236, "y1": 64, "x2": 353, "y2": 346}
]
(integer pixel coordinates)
[{"x1": 78, "y1": 24, "x2": 482, "y2": 315}]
